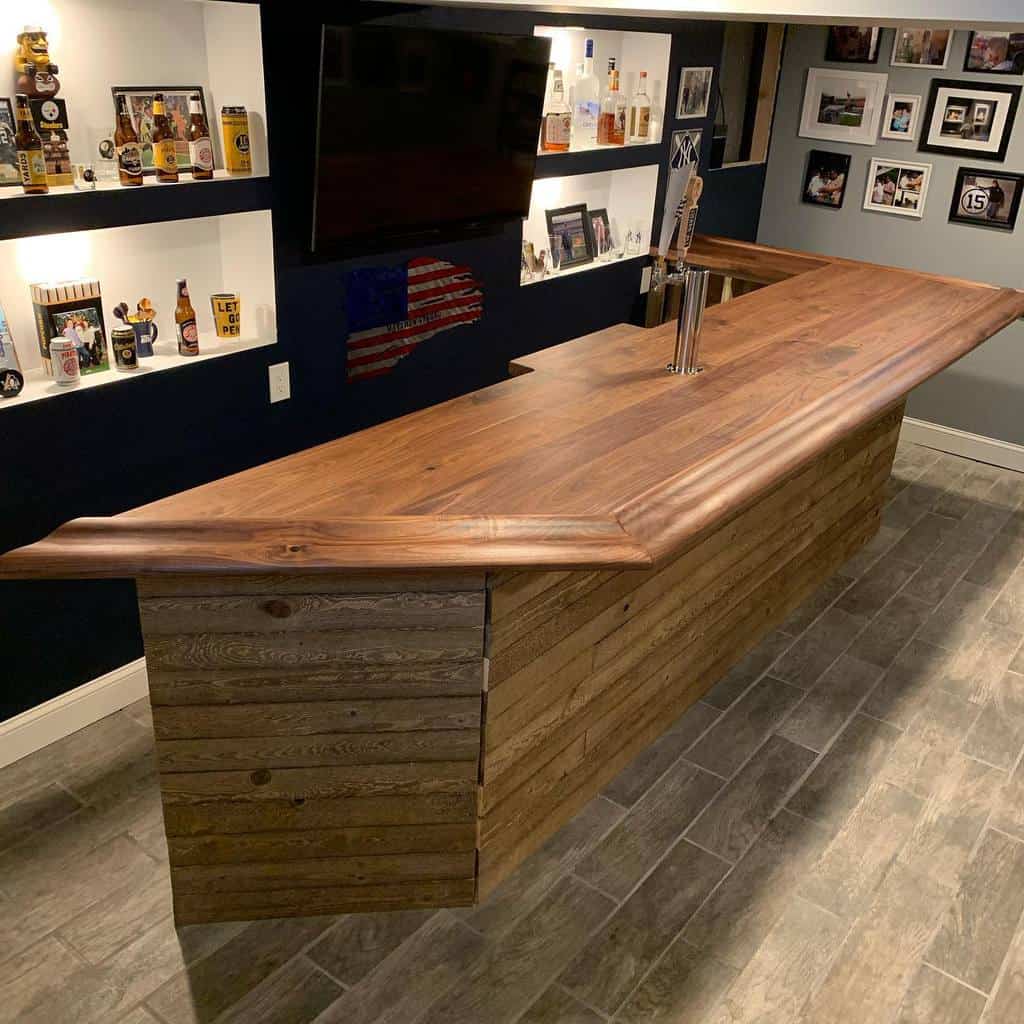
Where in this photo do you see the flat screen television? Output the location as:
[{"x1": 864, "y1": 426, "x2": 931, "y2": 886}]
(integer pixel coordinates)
[{"x1": 312, "y1": 25, "x2": 551, "y2": 258}]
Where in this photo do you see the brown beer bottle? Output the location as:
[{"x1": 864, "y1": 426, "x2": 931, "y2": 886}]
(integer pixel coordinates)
[
  {"x1": 187, "y1": 95, "x2": 214, "y2": 180},
  {"x1": 175, "y1": 279, "x2": 199, "y2": 356},
  {"x1": 14, "y1": 94, "x2": 48, "y2": 194},
  {"x1": 114, "y1": 95, "x2": 143, "y2": 186},
  {"x1": 151, "y1": 93, "x2": 179, "y2": 183}
]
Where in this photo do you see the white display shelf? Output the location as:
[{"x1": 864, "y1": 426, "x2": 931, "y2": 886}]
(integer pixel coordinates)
[
  {"x1": 521, "y1": 251, "x2": 646, "y2": 286},
  {"x1": 0, "y1": 333, "x2": 274, "y2": 410},
  {"x1": 0, "y1": 170, "x2": 265, "y2": 204}
]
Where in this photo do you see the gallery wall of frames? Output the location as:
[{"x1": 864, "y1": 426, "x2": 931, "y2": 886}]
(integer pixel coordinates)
[{"x1": 759, "y1": 23, "x2": 1024, "y2": 448}]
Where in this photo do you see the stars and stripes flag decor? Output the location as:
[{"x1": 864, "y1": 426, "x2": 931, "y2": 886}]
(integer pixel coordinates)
[{"x1": 344, "y1": 257, "x2": 484, "y2": 381}]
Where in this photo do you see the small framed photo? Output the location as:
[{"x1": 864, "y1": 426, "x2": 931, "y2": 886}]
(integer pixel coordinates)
[
  {"x1": 825, "y1": 27, "x2": 881, "y2": 64},
  {"x1": 799, "y1": 67, "x2": 888, "y2": 146},
  {"x1": 864, "y1": 158, "x2": 932, "y2": 218},
  {"x1": 948, "y1": 168, "x2": 1024, "y2": 230},
  {"x1": 545, "y1": 203, "x2": 594, "y2": 269},
  {"x1": 802, "y1": 149, "x2": 851, "y2": 209},
  {"x1": 881, "y1": 94, "x2": 923, "y2": 140},
  {"x1": 964, "y1": 31, "x2": 1024, "y2": 74},
  {"x1": 589, "y1": 207, "x2": 614, "y2": 252},
  {"x1": 110, "y1": 86, "x2": 207, "y2": 175},
  {"x1": 0, "y1": 98, "x2": 18, "y2": 187},
  {"x1": 918, "y1": 78, "x2": 1022, "y2": 161},
  {"x1": 891, "y1": 28, "x2": 954, "y2": 69},
  {"x1": 670, "y1": 128, "x2": 702, "y2": 168},
  {"x1": 676, "y1": 67, "x2": 713, "y2": 119}
]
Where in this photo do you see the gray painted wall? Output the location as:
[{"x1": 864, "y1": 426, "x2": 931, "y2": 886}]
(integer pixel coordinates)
[{"x1": 758, "y1": 24, "x2": 1024, "y2": 445}]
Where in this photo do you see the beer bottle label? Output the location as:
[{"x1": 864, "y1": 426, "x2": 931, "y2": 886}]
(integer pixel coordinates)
[
  {"x1": 116, "y1": 143, "x2": 143, "y2": 177},
  {"x1": 17, "y1": 149, "x2": 47, "y2": 186},
  {"x1": 177, "y1": 318, "x2": 199, "y2": 356},
  {"x1": 155, "y1": 140, "x2": 178, "y2": 175},
  {"x1": 188, "y1": 136, "x2": 214, "y2": 172}
]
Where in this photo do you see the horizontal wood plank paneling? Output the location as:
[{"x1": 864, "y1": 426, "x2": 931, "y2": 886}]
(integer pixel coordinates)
[{"x1": 138, "y1": 572, "x2": 487, "y2": 597}]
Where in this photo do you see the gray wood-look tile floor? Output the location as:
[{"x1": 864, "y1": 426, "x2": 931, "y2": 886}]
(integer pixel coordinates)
[{"x1": 4, "y1": 440, "x2": 1024, "y2": 1023}]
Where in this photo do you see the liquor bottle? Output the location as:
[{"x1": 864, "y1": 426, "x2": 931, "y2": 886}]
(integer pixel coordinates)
[
  {"x1": 114, "y1": 95, "x2": 143, "y2": 186},
  {"x1": 151, "y1": 93, "x2": 179, "y2": 183},
  {"x1": 175, "y1": 278, "x2": 199, "y2": 356},
  {"x1": 597, "y1": 59, "x2": 626, "y2": 146},
  {"x1": 187, "y1": 95, "x2": 214, "y2": 180},
  {"x1": 572, "y1": 37, "x2": 600, "y2": 149},
  {"x1": 540, "y1": 68, "x2": 571, "y2": 153},
  {"x1": 14, "y1": 93, "x2": 48, "y2": 194},
  {"x1": 629, "y1": 71, "x2": 652, "y2": 144}
]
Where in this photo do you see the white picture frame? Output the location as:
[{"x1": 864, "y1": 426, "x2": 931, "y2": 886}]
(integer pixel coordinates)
[
  {"x1": 890, "y1": 27, "x2": 954, "y2": 69},
  {"x1": 863, "y1": 157, "x2": 932, "y2": 218},
  {"x1": 799, "y1": 67, "x2": 888, "y2": 146},
  {"x1": 676, "y1": 67, "x2": 714, "y2": 119},
  {"x1": 880, "y1": 93, "x2": 923, "y2": 141}
]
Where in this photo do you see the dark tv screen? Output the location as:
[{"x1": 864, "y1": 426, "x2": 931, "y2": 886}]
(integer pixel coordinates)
[{"x1": 313, "y1": 25, "x2": 551, "y2": 256}]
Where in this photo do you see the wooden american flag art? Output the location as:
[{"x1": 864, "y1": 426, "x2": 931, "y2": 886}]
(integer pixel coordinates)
[{"x1": 344, "y1": 257, "x2": 484, "y2": 381}]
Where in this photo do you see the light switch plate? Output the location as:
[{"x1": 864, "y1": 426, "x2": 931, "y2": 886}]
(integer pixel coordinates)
[
  {"x1": 268, "y1": 361, "x2": 291, "y2": 403},
  {"x1": 641, "y1": 266, "x2": 652, "y2": 294}
]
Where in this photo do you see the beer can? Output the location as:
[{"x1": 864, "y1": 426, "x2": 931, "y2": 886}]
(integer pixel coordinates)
[
  {"x1": 111, "y1": 326, "x2": 138, "y2": 371},
  {"x1": 49, "y1": 337, "x2": 80, "y2": 387},
  {"x1": 221, "y1": 106, "x2": 251, "y2": 174}
]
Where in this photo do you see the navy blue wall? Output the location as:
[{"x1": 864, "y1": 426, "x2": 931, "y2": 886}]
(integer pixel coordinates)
[{"x1": 0, "y1": 2, "x2": 769, "y2": 721}]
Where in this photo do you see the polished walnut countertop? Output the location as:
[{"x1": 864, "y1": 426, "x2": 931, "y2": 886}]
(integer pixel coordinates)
[{"x1": 4, "y1": 238, "x2": 1024, "y2": 577}]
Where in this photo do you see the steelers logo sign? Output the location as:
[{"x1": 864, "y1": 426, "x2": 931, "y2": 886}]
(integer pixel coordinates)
[{"x1": 959, "y1": 186, "x2": 989, "y2": 216}]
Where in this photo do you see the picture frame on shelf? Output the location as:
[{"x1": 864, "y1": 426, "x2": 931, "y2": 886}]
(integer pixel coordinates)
[
  {"x1": 0, "y1": 98, "x2": 19, "y2": 186},
  {"x1": 670, "y1": 129, "x2": 703, "y2": 167},
  {"x1": 918, "y1": 79, "x2": 1022, "y2": 161},
  {"x1": 545, "y1": 203, "x2": 594, "y2": 269},
  {"x1": 890, "y1": 28, "x2": 953, "y2": 69},
  {"x1": 802, "y1": 149, "x2": 851, "y2": 209},
  {"x1": 589, "y1": 207, "x2": 614, "y2": 258},
  {"x1": 881, "y1": 94, "x2": 923, "y2": 141},
  {"x1": 110, "y1": 86, "x2": 207, "y2": 175},
  {"x1": 799, "y1": 67, "x2": 888, "y2": 145},
  {"x1": 963, "y1": 31, "x2": 1024, "y2": 74},
  {"x1": 676, "y1": 67, "x2": 713, "y2": 119},
  {"x1": 825, "y1": 27, "x2": 881, "y2": 64},
  {"x1": 948, "y1": 167, "x2": 1024, "y2": 230},
  {"x1": 863, "y1": 157, "x2": 932, "y2": 218}
]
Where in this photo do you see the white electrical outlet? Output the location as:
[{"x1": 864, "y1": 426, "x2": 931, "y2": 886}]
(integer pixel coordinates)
[
  {"x1": 268, "y1": 361, "x2": 291, "y2": 403},
  {"x1": 641, "y1": 266, "x2": 653, "y2": 294}
]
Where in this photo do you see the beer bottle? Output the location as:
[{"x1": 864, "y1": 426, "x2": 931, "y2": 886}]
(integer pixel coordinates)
[
  {"x1": 187, "y1": 95, "x2": 214, "y2": 180},
  {"x1": 114, "y1": 95, "x2": 143, "y2": 187},
  {"x1": 175, "y1": 279, "x2": 199, "y2": 356},
  {"x1": 14, "y1": 94, "x2": 48, "y2": 195},
  {"x1": 151, "y1": 93, "x2": 179, "y2": 183}
]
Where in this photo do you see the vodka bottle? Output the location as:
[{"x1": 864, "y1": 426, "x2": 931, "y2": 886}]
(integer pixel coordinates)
[{"x1": 572, "y1": 37, "x2": 600, "y2": 149}]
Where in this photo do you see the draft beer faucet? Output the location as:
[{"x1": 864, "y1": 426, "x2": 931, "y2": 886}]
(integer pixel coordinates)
[{"x1": 667, "y1": 265, "x2": 710, "y2": 375}]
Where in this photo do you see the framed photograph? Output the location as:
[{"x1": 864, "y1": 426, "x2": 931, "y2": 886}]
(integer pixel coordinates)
[
  {"x1": 891, "y1": 28, "x2": 954, "y2": 69},
  {"x1": 799, "y1": 67, "x2": 888, "y2": 145},
  {"x1": 0, "y1": 98, "x2": 18, "y2": 187},
  {"x1": 670, "y1": 128, "x2": 702, "y2": 168},
  {"x1": 110, "y1": 86, "x2": 207, "y2": 174},
  {"x1": 918, "y1": 79, "x2": 1022, "y2": 161},
  {"x1": 863, "y1": 158, "x2": 932, "y2": 218},
  {"x1": 825, "y1": 27, "x2": 881, "y2": 64},
  {"x1": 589, "y1": 207, "x2": 614, "y2": 252},
  {"x1": 802, "y1": 149, "x2": 852, "y2": 209},
  {"x1": 676, "y1": 67, "x2": 713, "y2": 119},
  {"x1": 964, "y1": 31, "x2": 1024, "y2": 74},
  {"x1": 948, "y1": 167, "x2": 1024, "y2": 230},
  {"x1": 881, "y1": 93, "x2": 923, "y2": 140},
  {"x1": 545, "y1": 203, "x2": 594, "y2": 269}
]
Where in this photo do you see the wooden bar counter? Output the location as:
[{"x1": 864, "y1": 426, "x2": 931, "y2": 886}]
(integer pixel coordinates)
[{"x1": 4, "y1": 238, "x2": 1024, "y2": 924}]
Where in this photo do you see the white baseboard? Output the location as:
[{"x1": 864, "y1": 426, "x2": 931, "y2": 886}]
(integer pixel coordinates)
[
  {"x1": 0, "y1": 658, "x2": 149, "y2": 770},
  {"x1": 900, "y1": 416, "x2": 1024, "y2": 474}
]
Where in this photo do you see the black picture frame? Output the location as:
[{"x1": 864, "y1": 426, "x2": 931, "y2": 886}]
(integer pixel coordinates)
[
  {"x1": 948, "y1": 166, "x2": 1024, "y2": 230},
  {"x1": 0, "y1": 97, "x2": 18, "y2": 188},
  {"x1": 801, "y1": 149, "x2": 852, "y2": 209},
  {"x1": 918, "y1": 78, "x2": 1022, "y2": 162},
  {"x1": 110, "y1": 85, "x2": 208, "y2": 176},
  {"x1": 589, "y1": 207, "x2": 614, "y2": 251},
  {"x1": 545, "y1": 203, "x2": 595, "y2": 269},
  {"x1": 825, "y1": 27, "x2": 881, "y2": 64},
  {"x1": 963, "y1": 31, "x2": 1024, "y2": 75}
]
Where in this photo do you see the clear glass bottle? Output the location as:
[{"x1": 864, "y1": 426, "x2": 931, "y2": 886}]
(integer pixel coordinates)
[
  {"x1": 572, "y1": 37, "x2": 600, "y2": 150},
  {"x1": 597, "y1": 58, "x2": 626, "y2": 146},
  {"x1": 629, "y1": 71, "x2": 652, "y2": 144},
  {"x1": 541, "y1": 68, "x2": 571, "y2": 152}
]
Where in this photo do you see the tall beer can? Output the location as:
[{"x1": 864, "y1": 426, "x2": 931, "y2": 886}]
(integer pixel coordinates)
[
  {"x1": 49, "y1": 337, "x2": 80, "y2": 387},
  {"x1": 221, "y1": 106, "x2": 251, "y2": 174}
]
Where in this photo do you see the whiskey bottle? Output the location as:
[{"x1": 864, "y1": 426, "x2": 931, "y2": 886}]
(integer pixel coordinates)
[
  {"x1": 572, "y1": 38, "x2": 600, "y2": 149},
  {"x1": 540, "y1": 68, "x2": 571, "y2": 153},
  {"x1": 14, "y1": 94, "x2": 48, "y2": 194},
  {"x1": 597, "y1": 59, "x2": 626, "y2": 146},
  {"x1": 629, "y1": 71, "x2": 652, "y2": 143},
  {"x1": 151, "y1": 93, "x2": 179, "y2": 183}
]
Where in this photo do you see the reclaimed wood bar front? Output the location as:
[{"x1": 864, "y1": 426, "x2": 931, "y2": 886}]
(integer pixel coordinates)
[{"x1": 4, "y1": 238, "x2": 1023, "y2": 924}]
